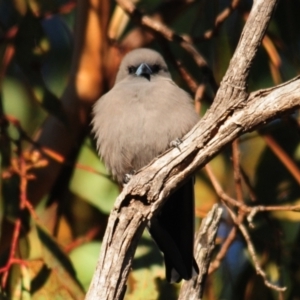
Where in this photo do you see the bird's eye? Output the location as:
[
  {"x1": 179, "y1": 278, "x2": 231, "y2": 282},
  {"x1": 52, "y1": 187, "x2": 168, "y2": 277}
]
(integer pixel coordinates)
[
  {"x1": 128, "y1": 66, "x2": 136, "y2": 74},
  {"x1": 151, "y1": 64, "x2": 161, "y2": 73}
]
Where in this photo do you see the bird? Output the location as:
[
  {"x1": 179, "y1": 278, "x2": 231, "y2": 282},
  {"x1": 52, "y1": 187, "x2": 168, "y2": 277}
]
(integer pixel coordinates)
[{"x1": 92, "y1": 48, "x2": 199, "y2": 283}]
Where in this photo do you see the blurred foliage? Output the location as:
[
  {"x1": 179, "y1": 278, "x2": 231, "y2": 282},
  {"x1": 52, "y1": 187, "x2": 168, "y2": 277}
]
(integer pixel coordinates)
[{"x1": 0, "y1": 0, "x2": 300, "y2": 299}]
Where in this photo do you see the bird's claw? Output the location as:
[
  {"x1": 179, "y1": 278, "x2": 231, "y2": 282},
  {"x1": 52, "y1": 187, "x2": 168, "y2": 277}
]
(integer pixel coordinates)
[
  {"x1": 170, "y1": 138, "x2": 182, "y2": 151},
  {"x1": 123, "y1": 170, "x2": 136, "y2": 185}
]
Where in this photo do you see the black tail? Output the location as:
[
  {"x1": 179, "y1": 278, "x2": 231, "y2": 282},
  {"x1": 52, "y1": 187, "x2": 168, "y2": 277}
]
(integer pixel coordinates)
[{"x1": 148, "y1": 178, "x2": 199, "y2": 283}]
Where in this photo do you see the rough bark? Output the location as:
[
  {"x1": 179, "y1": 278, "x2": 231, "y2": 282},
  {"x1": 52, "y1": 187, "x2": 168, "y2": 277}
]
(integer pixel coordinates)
[{"x1": 178, "y1": 205, "x2": 223, "y2": 300}]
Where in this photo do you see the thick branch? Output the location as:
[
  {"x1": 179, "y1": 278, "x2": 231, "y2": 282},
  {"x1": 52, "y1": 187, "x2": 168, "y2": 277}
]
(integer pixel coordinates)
[
  {"x1": 207, "y1": 0, "x2": 278, "y2": 119},
  {"x1": 178, "y1": 205, "x2": 223, "y2": 300}
]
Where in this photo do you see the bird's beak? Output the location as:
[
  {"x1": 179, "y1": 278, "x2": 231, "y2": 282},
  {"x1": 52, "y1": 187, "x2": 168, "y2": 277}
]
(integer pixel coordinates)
[{"x1": 135, "y1": 63, "x2": 152, "y2": 80}]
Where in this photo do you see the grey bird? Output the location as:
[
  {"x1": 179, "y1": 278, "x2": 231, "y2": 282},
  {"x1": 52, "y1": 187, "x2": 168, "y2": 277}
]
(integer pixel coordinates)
[{"x1": 92, "y1": 48, "x2": 199, "y2": 283}]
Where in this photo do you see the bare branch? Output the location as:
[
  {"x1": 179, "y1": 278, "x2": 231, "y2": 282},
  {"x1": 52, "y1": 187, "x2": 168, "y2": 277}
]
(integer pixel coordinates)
[
  {"x1": 178, "y1": 205, "x2": 223, "y2": 300},
  {"x1": 225, "y1": 205, "x2": 286, "y2": 292},
  {"x1": 263, "y1": 134, "x2": 300, "y2": 184},
  {"x1": 199, "y1": 0, "x2": 241, "y2": 40},
  {"x1": 232, "y1": 139, "x2": 244, "y2": 203}
]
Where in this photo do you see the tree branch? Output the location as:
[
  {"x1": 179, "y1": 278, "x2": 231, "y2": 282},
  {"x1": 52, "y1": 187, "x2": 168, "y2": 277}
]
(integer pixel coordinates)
[{"x1": 178, "y1": 205, "x2": 223, "y2": 300}]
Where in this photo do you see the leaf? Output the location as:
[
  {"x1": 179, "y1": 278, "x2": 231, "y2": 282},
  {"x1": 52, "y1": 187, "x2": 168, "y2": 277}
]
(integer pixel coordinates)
[
  {"x1": 125, "y1": 232, "x2": 178, "y2": 300},
  {"x1": 69, "y1": 242, "x2": 101, "y2": 292},
  {"x1": 30, "y1": 225, "x2": 85, "y2": 299},
  {"x1": 9, "y1": 264, "x2": 31, "y2": 300},
  {"x1": 2, "y1": 76, "x2": 47, "y2": 136},
  {"x1": 14, "y1": 12, "x2": 68, "y2": 124},
  {"x1": 70, "y1": 138, "x2": 119, "y2": 214}
]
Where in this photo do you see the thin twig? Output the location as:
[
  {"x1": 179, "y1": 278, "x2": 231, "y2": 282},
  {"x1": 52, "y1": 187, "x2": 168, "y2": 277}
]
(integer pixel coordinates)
[
  {"x1": 2, "y1": 115, "x2": 109, "y2": 179},
  {"x1": 205, "y1": 164, "x2": 248, "y2": 210},
  {"x1": 0, "y1": 220, "x2": 22, "y2": 288},
  {"x1": 240, "y1": 165, "x2": 257, "y2": 202},
  {"x1": 205, "y1": 164, "x2": 300, "y2": 226},
  {"x1": 116, "y1": 0, "x2": 218, "y2": 92},
  {"x1": 0, "y1": 141, "x2": 28, "y2": 288},
  {"x1": 246, "y1": 204, "x2": 300, "y2": 225},
  {"x1": 0, "y1": 26, "x2": 18, "y2": 81},
  {"x1": 205, "y1": 161, "x2": 244, "y2": 274},
  {"x1": 225, "y1": 204, "x2": 286, "y2": 292},
  {"x1": 232, "y1": 139, "x2": 244, "y2": 203},
  {"x1": 209, "y1": 208, "x2": 245, "y2": 274},
  {"x1": 199, "y1": 0, "x2": 241, "y2": 40},
  {"x1": 208, "y1": 226, "x2": 237, "y2": 274},
  {"x1": 65, "y1": 226, "x2": 101, "y2": 253},
  {"x1": 263, "y1": 134, "x2": 300, "y2": 184}
]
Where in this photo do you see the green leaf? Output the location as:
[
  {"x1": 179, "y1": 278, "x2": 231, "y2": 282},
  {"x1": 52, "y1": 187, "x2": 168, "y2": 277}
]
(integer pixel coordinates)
[
  {"x1": 69, "y1": 242, "x2": 101, "y2": 292},
  {"x1": 30, "y1": 225, "x2": 85, "y2": 299},
  {"x1": 14, "y1": 12, "x2": 67, "y2": 124},
  {"x1": 70, "y1": 139, "x2": 119, "y2": 214}
]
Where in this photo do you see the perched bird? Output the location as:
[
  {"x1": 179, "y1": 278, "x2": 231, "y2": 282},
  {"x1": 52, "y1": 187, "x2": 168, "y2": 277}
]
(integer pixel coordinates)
[{"x1": 92, "y1": 48, "x2": 199, "y2": 283}]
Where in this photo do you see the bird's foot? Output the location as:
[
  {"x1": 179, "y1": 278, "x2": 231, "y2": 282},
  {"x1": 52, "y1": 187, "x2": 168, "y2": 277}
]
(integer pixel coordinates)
[
  {"x1": 123, "y1": 170, "x2": 136, "y2": 185},
  {"x1": 169, "y1": 138, "x2": 182, "y2": 151}
]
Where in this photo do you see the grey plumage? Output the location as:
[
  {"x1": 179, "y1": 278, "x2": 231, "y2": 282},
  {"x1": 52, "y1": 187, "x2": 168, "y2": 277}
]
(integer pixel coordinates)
[{"x1": 92, "y1": 48, "x2": 199, "y2": 282}]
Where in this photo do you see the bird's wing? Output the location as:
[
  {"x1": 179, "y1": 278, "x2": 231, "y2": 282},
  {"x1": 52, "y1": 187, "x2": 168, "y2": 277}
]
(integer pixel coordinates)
[{"x1": 148, "y1": 178, "x2": 199, "y2": 283}]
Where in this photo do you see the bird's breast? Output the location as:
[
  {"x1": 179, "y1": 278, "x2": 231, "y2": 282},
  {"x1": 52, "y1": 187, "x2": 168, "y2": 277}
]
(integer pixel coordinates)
[{"x1": 92, "y1": 78, "x2": 199, "y2": 183}]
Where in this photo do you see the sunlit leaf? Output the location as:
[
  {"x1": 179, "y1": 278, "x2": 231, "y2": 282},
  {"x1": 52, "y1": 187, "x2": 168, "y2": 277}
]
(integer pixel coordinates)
[
  {"x1": 13, "y1": 13, "x2": 68, "y2": 124},
  {"x1": 31, "y1": 225, "x2": 85, "y2": 299},
  {"x1": 70, "y1": 139, "x2": 119, "y2": 214},
  {"x1": 126, "y1": 232, "x2": 176, "y2": 300},
  {"x1": 69, "y1": 242, "x2": 101, "y2": 291}
]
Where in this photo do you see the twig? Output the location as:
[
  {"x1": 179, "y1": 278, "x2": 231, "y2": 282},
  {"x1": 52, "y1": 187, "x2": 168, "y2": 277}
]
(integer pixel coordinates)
[
  {"x1": 35, "y1": 0, "x2": 76, "y2": 18},
  {"x1": 205, "y1": 163, "x2": 300, "y2": 226},
  {"x1": 2, "y1": 115, "x2": 109, "y2": 179},
  {"x1": 246, "y1": 204, "x2": 300, "y2": 225},
  {"x1": 262, "y1": 134, "x2": 300, "y2": 184},
  {"x1": 198, "y1": 0, "x2": 241, "y2": 40},
  {"x1": 225, "y1": 204, "x2": 286, "y2": 292},
  {"x1": 206, "y1": 161, "x2": 246, "y2": 273},
  {"x1": 116, "y1": 0, "x2": 219, "y2": 92},
  {"x1": 232, "y1": 139, "x2": 244, "y2": 203},
  {"x1": 65, "y1": 226, "x2": 101, "y2": 253},
  {"x1": 239, "y1": 166, "x2": 257, "y2": 202},
  {"x1": 0, "y1": 26, "x2": 17, "y2": 82},
  {"x1": 205, "y1": 162, "x2": 244, "y2": 274},
  {"x1": 262, "y1": 35, "x2": 282, "y2": 85},
  {"x1": 0, "y1": 220, "x2": 22, "y2": 288},
  {"x1": 176, "y1": 60, "x2": 199, "y2": 93},
  {"x1": 205, "y1": 164, "x2": 248, "y2": 211},
  {"x1": 0, "y1": 141, "x2": 29, "y2": 288},
  {"x1": 208, "y1": 226, "x2": 237, "y2": 274},
  {"x1": 42, "y1": 147, "x2": 110, "y2": 178}
]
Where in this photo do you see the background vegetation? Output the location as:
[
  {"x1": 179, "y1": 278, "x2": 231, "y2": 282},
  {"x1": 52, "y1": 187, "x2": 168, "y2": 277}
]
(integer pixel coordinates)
[{"x1": 0, "y1": 0, "x2": 299, "y2": 299}]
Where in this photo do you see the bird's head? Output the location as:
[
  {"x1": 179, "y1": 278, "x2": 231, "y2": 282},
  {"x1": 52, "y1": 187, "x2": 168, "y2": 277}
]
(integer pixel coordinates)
[{"x1": 115, "y1": 48, "x2": 171, "y2": 83}]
